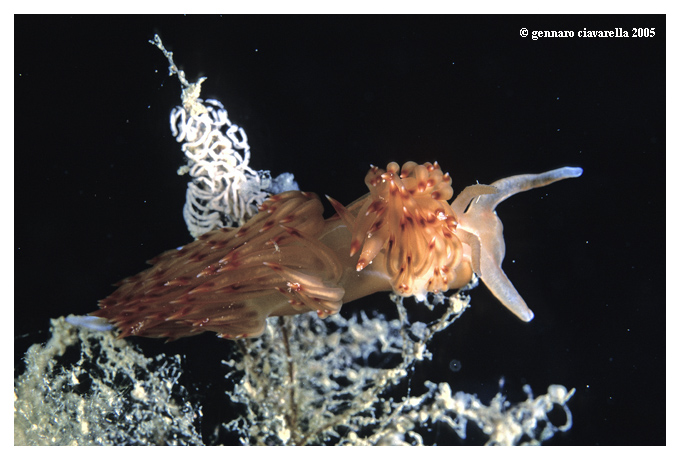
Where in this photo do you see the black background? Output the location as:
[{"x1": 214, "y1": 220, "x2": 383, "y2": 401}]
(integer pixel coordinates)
[{"x1": 15, "y1": 15, "x2": 665, "y2": 445}]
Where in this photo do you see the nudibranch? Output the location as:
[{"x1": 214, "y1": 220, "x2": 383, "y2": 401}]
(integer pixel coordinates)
[{"x1": 93, "y1": 162, "x2": 582, "y2": 340}]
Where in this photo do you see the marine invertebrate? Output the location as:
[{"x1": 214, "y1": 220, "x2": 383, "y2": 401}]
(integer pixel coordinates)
[
  {"x1": 224, "y1": 296, "x2": 575, "y2": 445},
  {"x1": 15, "y1": 34, "x2": 578, "y2": 447},
  {"x1": 93, "y1": 161, "x2": 582, "y2": 340}
]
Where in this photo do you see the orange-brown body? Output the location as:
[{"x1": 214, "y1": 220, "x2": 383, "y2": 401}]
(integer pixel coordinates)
[{"x1": 93, "y1": 161, "x2": 582, "y2": 340}]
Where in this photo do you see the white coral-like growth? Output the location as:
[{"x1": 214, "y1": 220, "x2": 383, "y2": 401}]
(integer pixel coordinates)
[
  {"x1": 223, "y1": 288, "x2": 575, "y2": 445},
  {"x1": 14, "y1": 317, "x2": 202, "y2": 446}
]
